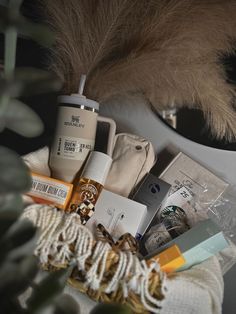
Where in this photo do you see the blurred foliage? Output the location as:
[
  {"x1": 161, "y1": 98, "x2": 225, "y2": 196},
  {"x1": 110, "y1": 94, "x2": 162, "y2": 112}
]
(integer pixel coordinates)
[
  {"x1": 0, "y1": 1, "x2": 80, "y2": 313},
  {"x1": 0, "y1": 1, "x2": 130, "y2": 313},
  {"x1": 0, "y1": 0, "x2": 60, "y2": 137},
  {"x1": 0, "y1": 210, "x2": 80, "y2": 313},
  {"x1": 91, "y1": 303, "x2": 132, "y2": 314}
]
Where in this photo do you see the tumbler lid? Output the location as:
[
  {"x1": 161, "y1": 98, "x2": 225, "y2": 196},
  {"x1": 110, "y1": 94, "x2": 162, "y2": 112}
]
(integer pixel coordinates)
[{"x1": 58, "y1": 74, "x2": 99, "y2": 111}]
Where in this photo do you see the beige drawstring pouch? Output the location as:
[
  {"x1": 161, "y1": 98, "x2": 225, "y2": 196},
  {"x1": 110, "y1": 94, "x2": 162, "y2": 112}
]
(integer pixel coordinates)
[{"x1": 105, "y1": 133, "x2": 156, "y2": 197}]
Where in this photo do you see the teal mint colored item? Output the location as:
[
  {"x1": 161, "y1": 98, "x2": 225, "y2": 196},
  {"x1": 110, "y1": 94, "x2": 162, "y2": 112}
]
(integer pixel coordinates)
[{"x1": 145, "y1": 219, "x2": 229, "y2": 270}]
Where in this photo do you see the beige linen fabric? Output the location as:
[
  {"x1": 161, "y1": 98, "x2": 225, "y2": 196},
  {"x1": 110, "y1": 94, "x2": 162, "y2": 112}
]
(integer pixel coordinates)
[{"x1": 105, "y1": 133, "x2": 156, "y2": 197}]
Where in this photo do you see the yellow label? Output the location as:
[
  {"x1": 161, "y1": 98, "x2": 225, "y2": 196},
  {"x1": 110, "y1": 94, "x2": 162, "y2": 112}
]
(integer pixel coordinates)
[{"x1": 147, "y1": 244, "x2": 185, "y2": 273}]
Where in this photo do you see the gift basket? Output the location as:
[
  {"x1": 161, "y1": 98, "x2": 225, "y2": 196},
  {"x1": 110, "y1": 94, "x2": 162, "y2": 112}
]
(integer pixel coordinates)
[
  {"x1": 21, "y1": 81, "x2": 236, "y2": 312},
  {"x1": 22, "y1": 136, "x2": 236, "y2": 313},
  {"x1": 21, "y1": 132, "x2": 236, "y2": 313},
  {"x1": 2, "y1": 1, "x2": 236, "y2": 313}
]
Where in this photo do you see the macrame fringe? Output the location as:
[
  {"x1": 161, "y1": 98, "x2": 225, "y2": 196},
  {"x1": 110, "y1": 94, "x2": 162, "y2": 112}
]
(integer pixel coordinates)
[{"x1": 22, "y1": 204, "x2": 167, "y2": 313}]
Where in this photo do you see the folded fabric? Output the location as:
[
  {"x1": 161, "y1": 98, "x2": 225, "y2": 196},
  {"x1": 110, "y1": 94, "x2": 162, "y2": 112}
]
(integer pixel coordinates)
[
  {"x1": 67, "y1": 257, "x2": 222, "y2": 314},
  {"x1": 105, "y1": 133, "x2": 156, "y2": 197},
  {"x1": 161, "y1": 256, "x2": 224, "y2": 314},
  {"x1": 23, "y1": 146, "x2": 51, "y2": 177}
]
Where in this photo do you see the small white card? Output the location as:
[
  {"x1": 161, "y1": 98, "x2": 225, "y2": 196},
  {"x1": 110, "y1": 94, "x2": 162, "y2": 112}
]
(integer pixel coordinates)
[{"x1": 86, "y1": 189, "x2": 147, "y2": 240}]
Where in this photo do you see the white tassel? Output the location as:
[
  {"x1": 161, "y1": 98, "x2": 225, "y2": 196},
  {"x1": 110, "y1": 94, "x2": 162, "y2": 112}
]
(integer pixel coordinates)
[{"x1": 22, "y1": 204, "x2": 165, "y2": 312}]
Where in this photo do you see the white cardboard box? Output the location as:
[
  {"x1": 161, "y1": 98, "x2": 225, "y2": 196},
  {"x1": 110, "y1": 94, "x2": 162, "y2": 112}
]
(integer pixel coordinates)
[{"x1": 86, "y1": 189, "x2": 147, "y2": 240}]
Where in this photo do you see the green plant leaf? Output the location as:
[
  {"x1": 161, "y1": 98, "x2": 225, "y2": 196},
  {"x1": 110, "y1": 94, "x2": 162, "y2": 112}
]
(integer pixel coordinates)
[
  {"x1": 4, "y1": 99, "x2": 44, "y2": 137},
  {"x1": 0, "y1": 68, "x2": 62, "y2": 97},
  {"x1": 15, "y1": 68, "x2": 62, "y2": 96},
  {"x1": 0, "y1": 194, "x2": 23, "y2": 212},
  {"x1": 0, "y1": 219, "x2": 36, "y2": 257},
  {"x1": 0, "y1": 209, "x2": 20, "y2": 239},
  {"x1": 0, "y1": 94, "x2": 10, "y2": 128},
  {"x1": 0, "y1": 255, "x2": 38, "y2": 298},
  {"x1": 27, "y1": 269, "x2": 69, "y2": 312},
  {"x1": 18, "y1": 255, "x2": 39, "y2": 287},
  {"x1": 4, "y1": 0, "x2": 23, "y2": 80},
  {"x1": 8, "y1": 0, "x2": 24, "y2": 11},
  {"x1": 20, "y1": 21, "x2": 55, "y2": 48},
  {"x1": 0, "y1": 146, "x2": 31, "y2": 194},
  {"x1": 4, "y1": 26, "x2": 17, "y2": 80},
  {"x1": 4, "y1": 219, "x2": 36, "y2": 248},
  {"x1": 0, "y1": 1, "x2": 8, "y2": 8},
  {"x1": 90, "y1": 304, "x2": 132, "y2": 314},
  {"x1": 53, "y1": 294, "x2": 80, "y2": 314},
  {"x1": 0, "y1": 6, "x2": 54, "y2": 47},
  {"x1": 0, "y1": 298, "x2": 25, "y2": 314}
]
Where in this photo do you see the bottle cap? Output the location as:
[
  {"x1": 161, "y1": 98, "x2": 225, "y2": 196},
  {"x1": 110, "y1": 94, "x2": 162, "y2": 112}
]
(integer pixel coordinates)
[
  {"x1": 57, "y1": 74, "x2": 99, "y2": 111},
  {"x1": 82, "y1": 151, "x2": 112, "y2": 185}
]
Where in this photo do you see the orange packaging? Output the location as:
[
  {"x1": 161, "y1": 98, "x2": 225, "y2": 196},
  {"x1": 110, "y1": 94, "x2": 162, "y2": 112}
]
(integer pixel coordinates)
[
  {"x1": 26, "y1": 172, "x2": 73, "y2": 210},
  {"x1": 146, "y1": 244, "x2": 185, "y2": 273}
]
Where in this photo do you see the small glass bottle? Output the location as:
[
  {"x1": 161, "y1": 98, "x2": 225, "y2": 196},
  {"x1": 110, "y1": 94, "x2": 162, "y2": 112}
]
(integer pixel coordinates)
[{"x1": 66, "y1": 151, "x2": 112, "y2": 224}]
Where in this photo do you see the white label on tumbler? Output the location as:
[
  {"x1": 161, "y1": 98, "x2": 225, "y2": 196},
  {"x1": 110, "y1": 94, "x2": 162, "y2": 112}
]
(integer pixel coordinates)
[{"x1": 51, "y1": 135, "x2": 95, "y2": 160}]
